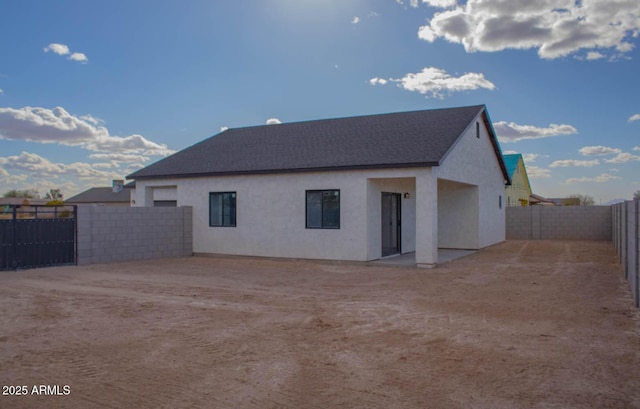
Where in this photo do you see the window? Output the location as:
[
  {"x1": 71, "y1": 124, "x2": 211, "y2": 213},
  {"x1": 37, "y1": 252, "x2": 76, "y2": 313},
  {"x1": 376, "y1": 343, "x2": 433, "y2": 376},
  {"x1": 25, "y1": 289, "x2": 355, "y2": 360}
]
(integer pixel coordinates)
[
  {"x1": 476, "y1": 121, "x2": 480, "y2": 138},
  {"x1": 499, "y1": 195, "x2": 502, "y2": 209},
  {"x1": 209, "y1": 192, "x2": 236, "y2": 227},
  {"x1": 306, "y1": 190, "x2": 340, "y2": 229}
]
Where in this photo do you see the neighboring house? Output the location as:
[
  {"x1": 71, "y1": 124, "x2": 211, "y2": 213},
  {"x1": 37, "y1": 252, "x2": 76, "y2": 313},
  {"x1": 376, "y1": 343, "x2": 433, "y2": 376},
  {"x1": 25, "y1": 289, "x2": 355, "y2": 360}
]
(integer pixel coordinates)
[
  {"x1": 128, "y1": 105, "x2": 511, "y2": 267},
  {"x1": 0, "y1": 198, "x2": 48, "y2": 206},
  {"x1": 549, "y1": 197, "x2": 581, "y2": 206},
  {"x1": 66, "y1": 182, "x2": 135, "y2": 206},
  {"x1": 529, "y1": 193, "x2": 556, "y2": 206},
  {"x1": 503, "y1": 154, "x2": 532, "y2": 206}
]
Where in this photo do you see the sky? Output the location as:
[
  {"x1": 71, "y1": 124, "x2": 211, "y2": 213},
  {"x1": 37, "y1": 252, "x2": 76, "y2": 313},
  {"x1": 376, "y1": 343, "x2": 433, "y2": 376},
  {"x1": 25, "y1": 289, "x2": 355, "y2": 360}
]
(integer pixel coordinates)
[{"x1": 0, "y1": 0, "x2": 639, "y2": 204}]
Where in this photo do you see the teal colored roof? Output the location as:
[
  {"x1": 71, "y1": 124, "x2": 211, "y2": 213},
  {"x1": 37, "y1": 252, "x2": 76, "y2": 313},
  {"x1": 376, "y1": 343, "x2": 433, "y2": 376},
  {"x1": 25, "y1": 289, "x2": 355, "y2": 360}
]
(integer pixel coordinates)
[{"x1": 502, "y1": 154, "x2": 522, "y2": 179}]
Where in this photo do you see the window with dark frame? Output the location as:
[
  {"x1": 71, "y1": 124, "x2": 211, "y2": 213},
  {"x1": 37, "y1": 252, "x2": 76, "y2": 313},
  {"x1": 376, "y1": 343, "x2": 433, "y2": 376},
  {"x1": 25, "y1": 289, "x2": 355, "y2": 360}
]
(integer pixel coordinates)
[
  {"x1": 209, "y1": 192, "x2": 236, "y2": 227},
  {"x1": 306, "y1": 190, "x2": 340, "y2": 229},
  {"x1": 476, "y1": 121, "x2": 480, "y2": 138}
]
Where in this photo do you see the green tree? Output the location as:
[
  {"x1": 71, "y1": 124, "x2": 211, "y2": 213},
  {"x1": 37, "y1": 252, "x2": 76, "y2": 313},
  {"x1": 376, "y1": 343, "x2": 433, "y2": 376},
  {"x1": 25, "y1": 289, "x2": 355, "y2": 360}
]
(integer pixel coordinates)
[
  {"x1": 45, "y1": 189, "x2": 63, "y2": 201},
  {"x1": 569, "y1": 194, "x2": 595, "y2": 206},
  {"x1": 3, "y1": 189, "x2": 40, "y2": 199}
]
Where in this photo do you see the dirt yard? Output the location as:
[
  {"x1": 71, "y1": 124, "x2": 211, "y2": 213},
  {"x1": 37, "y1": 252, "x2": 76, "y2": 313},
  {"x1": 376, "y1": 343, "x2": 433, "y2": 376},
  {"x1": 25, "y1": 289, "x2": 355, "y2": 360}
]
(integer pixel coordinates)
[{"x1": 1, "y1": 240, "x2": 639, "y2": 409}]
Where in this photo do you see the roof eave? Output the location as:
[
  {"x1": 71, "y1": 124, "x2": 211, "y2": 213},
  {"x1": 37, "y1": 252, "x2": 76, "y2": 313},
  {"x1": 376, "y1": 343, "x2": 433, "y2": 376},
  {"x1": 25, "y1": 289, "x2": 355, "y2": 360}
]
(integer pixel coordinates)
[{"x1": 127, "y1": 161, "x2": 441, "y2": 181}]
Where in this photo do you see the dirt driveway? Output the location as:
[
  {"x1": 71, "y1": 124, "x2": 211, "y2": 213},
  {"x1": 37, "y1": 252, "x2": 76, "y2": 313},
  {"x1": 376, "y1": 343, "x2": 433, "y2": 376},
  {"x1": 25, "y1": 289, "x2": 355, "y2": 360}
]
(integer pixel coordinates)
[{"x1": 1, "y1": 240, "x2": 639, "y2": 408}]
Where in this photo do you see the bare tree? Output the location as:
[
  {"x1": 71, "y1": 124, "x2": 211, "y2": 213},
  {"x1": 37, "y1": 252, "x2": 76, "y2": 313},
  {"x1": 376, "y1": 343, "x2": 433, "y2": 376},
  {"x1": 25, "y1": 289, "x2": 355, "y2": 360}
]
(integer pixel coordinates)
[
  {"x1": 569, "y1": 194, "x2": 595, "y2": 206},
  {"x1": 45, "y1": 189, "x2": 64, "y2": 200}
]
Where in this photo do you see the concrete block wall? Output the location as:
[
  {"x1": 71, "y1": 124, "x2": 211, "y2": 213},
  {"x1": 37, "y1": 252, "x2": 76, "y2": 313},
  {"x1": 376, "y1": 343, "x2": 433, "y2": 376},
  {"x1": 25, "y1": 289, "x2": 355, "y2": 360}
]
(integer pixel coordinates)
[
  {"x1": 506, "y1": 206, "x2": 612, "y2": 240},
  {"x1": 612, "y1": 200, "x2": 639, "y2": 307},
  {"x1": 77, "y1": 205, "x2": 192, "y2": 265}
]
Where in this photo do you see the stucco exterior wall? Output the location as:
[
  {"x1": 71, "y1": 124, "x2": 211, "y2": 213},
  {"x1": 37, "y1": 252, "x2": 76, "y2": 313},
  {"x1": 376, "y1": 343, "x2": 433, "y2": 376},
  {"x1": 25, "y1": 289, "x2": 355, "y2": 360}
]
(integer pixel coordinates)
[
  {"x1": 435, "y1": 114, "x2": 507, "y2": 249},
  {"x1": 133, "y1": 168, "x2": 427, "y2": 262},
  {"x1": 437, "y1": 179, "x2": 479, "y2": 249},
  {"x1": 366, "y1": 177, "x2": 417, "y2": 259}
]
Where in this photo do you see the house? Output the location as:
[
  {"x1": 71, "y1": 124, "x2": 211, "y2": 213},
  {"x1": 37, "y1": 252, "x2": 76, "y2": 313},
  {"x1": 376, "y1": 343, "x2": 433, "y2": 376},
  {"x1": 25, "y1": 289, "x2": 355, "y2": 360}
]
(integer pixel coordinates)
[
  {"x1": 529, "y1": 193, "x2": 556, "y2": 206},
  {"x1": 549, "y1": 197, "x2": 581, "y2": 206},
  {"x1": 0, "y1": 198, "x2": 48, "y2": 206},
  {"x1": 66, "y1": 181, "x2": 135, "y2": 206},
  {"x1": 503, "y1": 154, "x2": 532, "y2": 206},
  {"x1": 128, "y1": 105, "x2": 511, "y2": 268}
]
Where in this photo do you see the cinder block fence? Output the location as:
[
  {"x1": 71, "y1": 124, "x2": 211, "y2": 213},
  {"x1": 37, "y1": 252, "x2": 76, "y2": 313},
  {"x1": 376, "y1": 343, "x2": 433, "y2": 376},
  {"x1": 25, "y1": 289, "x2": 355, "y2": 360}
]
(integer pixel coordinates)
[
  {"x1": 506, "y1": 206, "x2": 611, "y2": 240},
  {"x1": 76, "y1": 205, "x2": 192, "y2": 265},
  {"x1": 612, "y1": 200, "x2": 639, "y2": 307}
]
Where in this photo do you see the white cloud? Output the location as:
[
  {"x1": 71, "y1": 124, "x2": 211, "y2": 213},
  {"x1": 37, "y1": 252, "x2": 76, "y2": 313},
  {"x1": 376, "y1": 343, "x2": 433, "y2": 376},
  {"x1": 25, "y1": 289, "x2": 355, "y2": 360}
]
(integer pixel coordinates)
[
  {"x1": 424, "y1": 0, "x2": 457, "y2": 7},
  {"x1": 629, "y1": 114, "x2": 640, "y2": 122},
  {"x1": 417, "y1": 0, "x2": 640, "y2": 59},
  {"x1": 44, "y1": 43, "x2": 70, "y2": 55},
  {"x1": 522, "y1": 153, "x2": 545, "y2": 164},
  {"x1": 579, "y1": 145, "x2": 622, "y2": 156},
  {"x1": 91, "y1": 162, "x2": 116, "y2": 169},
  {"x1": 220, "y1": 126, "x2": 229, "y2": 132},
  {"x1": 89, "y1": 153, "x2": 150, "y2": 163},
  {"x1": 494, "y1": 121, "x2": 577, "y2": 143},
  {"x1": 43, "y1": 43, "x2": 88, "y2": 63},
  {"x1": 0, "y1": 89, "x2": 3, "y2": 94},
  {"x1": 69, "y1": 52, "x2": 88, "y2": 63},
  {"x1": 634, "y1": 146, "x2": 640, "y2": 151},
  {"x1": 369, "y1": 77, "x2": 388, "y2": 85},
  {"x1": 396, "y1": 0, "x2": 420, "y2": 7},
  {"x1": 266, "y1": 118, "x2": 282, "y2": 125},
  {"x1": 526, "y1": 166, "x2": 551, "y2": 179},
  {"x1": 351, "y1": 16, "x2": 360, "y2": 24},
  {"x1": 549, "y1": 159, "x2": 600, "y2": 168},
  {"x1": 397, "y1": 0, "x2": 455, "y2": 7},
  {"x1": 604, "y1": 152, "x2": 640, "y2": 164},
  {"x1": 0, "y1": 172, "x2": 28, "y2": 186},
  {"x1": 372, "y1": 67, "x2": 495, "y2": 98},
  {"x1": 0, "y1": 151, "x2": 120, "y2": 180},
  {"x1": 585, "y1": 51, "x2": 605, "y2": 60},
  {"x1": 566, "y1": 173, "x2": 622, "y2": 183},
  {"x1": 0, "y1": 106, "x2": 173, "y2": 156}
]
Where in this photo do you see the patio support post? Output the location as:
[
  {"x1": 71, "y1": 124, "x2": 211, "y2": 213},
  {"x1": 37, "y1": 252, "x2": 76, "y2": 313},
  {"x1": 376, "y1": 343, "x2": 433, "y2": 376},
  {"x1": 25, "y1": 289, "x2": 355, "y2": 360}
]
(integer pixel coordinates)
[{"x1": 416, "y1": 171, "x2": 438, "y2": 268}]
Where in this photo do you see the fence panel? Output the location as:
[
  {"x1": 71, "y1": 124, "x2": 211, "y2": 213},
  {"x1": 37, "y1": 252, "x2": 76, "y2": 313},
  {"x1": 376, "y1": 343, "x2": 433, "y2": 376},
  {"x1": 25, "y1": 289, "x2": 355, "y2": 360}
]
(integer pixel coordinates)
[
  {"x1": 613, "y1": 200, "x2": 639, "y2": 308},
  {"x1": 506, "y1": 206, "x2": 611, "y2": 240},
  {"x1": 0, "y1": 205, "x2": 77, "y2": 270}
]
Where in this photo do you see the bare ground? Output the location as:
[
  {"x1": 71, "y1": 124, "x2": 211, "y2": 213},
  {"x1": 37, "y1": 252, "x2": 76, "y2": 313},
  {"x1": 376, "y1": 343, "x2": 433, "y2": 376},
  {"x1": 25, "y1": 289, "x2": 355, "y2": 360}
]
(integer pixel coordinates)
[{"x1": 1, "y1": 240, "x2": 639, "y2": 409}]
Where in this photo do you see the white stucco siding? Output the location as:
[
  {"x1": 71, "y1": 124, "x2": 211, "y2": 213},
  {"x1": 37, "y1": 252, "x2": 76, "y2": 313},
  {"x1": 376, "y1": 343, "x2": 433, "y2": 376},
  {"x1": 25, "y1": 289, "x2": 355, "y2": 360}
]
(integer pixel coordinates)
[
  {"x1": 437, "y1": 179, "x2": 479, "y2": 249},
  {"x1": 134, "y1": 168, "x2": 426, "y2": 262},
  {"x1": 415, "y1": 169, "x2": 438, "y2": 267},
  {"x1": 366, "y1": 177, "x2": 417, "y2": 260},
  {"x1": 186, "y1": 172, "x2": 367, "y2": 260},
  {"x1": 152, "y1": 186, "x2": 177, "y2": 201},
  {"x1": 435, "y1": 115, "x2": 506, "y2": 249}
]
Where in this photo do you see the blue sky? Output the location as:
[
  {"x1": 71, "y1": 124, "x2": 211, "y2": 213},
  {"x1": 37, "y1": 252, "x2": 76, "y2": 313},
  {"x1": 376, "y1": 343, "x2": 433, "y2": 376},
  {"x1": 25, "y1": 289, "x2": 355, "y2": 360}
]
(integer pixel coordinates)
[{"x1": 0, "y1": 0, "x2": 639, "y2": 203}]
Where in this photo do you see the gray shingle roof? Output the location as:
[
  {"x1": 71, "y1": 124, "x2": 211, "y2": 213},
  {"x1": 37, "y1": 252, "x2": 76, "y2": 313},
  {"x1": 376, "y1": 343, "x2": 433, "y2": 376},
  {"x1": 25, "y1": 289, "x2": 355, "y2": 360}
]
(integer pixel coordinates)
[
  {"x1": 128, "y1": 105, "x2": 509, "y2": 181},
  {"x1": 66, "y1": 187, "x2": 131, "y2": 204}
]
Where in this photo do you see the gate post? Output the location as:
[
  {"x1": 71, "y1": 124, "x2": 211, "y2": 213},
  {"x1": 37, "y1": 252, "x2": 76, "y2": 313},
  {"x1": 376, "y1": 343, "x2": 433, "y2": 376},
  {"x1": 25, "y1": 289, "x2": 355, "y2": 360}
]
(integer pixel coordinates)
[{"x1": 12, "y1": 205, "x2": 17, "y2": 270}]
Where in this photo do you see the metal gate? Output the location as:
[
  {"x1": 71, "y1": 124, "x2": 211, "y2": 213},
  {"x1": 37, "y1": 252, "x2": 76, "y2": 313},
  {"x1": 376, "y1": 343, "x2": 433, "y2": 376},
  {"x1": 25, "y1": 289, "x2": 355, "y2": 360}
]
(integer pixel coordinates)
[{"x1": 0, "y1": 205, "x2": 77, "y2": 271}]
